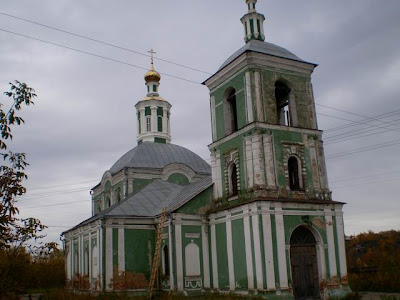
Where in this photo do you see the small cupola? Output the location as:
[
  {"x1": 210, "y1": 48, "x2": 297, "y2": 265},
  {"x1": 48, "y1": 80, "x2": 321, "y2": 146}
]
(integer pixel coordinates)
[{"x1": 241, "y1": 0, "x2": 266, "y2": 43}]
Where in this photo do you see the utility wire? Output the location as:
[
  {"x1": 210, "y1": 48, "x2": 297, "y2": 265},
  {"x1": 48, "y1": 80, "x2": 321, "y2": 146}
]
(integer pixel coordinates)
[
  {"x1": 0, "y1": 11, "x2": 211, "y2": 75},
  {"x1": 0, "y1": 28, "x2": 200, "y2": 84}
]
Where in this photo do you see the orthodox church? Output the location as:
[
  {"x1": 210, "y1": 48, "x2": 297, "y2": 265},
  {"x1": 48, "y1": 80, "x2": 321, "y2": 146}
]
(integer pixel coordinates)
[{"x1": 63, "y1": 1, "x2": 350, "y2": 298}]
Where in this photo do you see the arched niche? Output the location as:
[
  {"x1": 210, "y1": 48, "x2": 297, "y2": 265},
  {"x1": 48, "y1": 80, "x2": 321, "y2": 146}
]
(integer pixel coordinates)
[{"x1": 184, "y1": 242, "x2": 201, "y2": 277}]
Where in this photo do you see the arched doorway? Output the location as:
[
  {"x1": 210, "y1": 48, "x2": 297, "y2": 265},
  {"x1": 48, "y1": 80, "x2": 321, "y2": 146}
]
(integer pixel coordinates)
[{"x1": 290, "y1": 226, "x2": 319, "y2": 300}]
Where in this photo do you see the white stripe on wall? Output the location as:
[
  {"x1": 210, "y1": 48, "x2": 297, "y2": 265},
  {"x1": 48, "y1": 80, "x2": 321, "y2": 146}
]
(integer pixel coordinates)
[
  {"x1": 175, "y1": 219, "x2": 184, "y2": 291},
  {"x1": 202, "y1": 223, "x2": 211, "y2": 288},
  {"x1": 262, "y1": 212, "x2": 276, "y2": 290},
  {"x1": 211, "y1": 220, "x2": 219, "y2": 289},
  {"x1": 226, "y1": 214, "x2": 235, "y2": 290},
  {"x1": 251, "y1": 205, "x2": 264, "y2": 290},
  {"x1": 243, "y1": 209, "x2": 254, "y2": 290},
  {"x1": 275, "y1": 206, "x2": 288, "y2": 288}
]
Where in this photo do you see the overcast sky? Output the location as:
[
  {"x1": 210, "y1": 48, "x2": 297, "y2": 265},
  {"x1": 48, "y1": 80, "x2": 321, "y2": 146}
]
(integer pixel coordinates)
[{"x1": 1, "y1": 0, "x2": 399, "y2": 244}]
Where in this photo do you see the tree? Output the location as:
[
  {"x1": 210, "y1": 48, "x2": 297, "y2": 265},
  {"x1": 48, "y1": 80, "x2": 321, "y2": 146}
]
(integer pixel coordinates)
[{"x1": 0, "y1": 81, "x2": 60, "y2": 298}]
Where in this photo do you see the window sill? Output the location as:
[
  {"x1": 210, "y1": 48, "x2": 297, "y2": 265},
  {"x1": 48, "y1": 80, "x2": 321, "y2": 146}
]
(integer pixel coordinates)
[{"x1": 228, "y1": 195, "x2": 239, "y2": 201}]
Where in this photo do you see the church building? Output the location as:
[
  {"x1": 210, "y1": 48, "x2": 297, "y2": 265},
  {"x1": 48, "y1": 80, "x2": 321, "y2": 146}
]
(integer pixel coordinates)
[{"x1": 62, "y1": 1, "x2": 350, "y2": 298}]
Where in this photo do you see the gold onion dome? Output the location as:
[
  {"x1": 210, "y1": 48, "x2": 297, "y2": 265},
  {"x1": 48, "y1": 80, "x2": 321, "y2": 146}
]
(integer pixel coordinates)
[{"x1": 144, "y1": 63, "x2": 161, "y2": 82}]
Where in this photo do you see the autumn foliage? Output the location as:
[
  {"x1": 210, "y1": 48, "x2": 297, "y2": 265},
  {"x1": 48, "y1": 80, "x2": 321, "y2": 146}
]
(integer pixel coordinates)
[{"x1": 346, "y1": 230, "x2": 400, "y2": 292}]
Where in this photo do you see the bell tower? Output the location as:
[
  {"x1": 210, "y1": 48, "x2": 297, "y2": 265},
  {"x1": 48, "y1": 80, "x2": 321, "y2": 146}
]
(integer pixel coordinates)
[
  {"x1": 135, "y1": 50, "x2": 172, "y2": 144},
  {"x1": 203, "y1": 0, "x2": 330, "y2": 203}
]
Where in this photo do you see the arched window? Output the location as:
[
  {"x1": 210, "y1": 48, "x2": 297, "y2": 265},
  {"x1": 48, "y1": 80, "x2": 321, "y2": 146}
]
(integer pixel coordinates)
[
  {"x1": 288, "y1": 156, "x2": 301, "y2": 190},
  {"x1": 106, "y1": 196, "x2": 111, "y2": 208},
  {"x1": 229, "y1": 163, "x2": 238, "y2": 196},
  {"x1": 224, "y1": 88, "x2": 238, "y2": 135},
  {"x1": 275, "y1": 81, "x2": 291, "y2": 126},
  {"x1": 162, "y1": 245, "x2": 169, "y2": 276}
]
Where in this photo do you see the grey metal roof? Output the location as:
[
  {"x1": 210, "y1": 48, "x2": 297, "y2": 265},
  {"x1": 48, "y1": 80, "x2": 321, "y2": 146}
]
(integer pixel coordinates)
[
  {"x1": 63, "y1": 176, "x2": 213, "y2": 234},
  {"x1": 218, "y1": 39, "x2": 317, "y2": 71},
  {"x1": 109, "y1": 142, "x2": 211, "y2": 175}
]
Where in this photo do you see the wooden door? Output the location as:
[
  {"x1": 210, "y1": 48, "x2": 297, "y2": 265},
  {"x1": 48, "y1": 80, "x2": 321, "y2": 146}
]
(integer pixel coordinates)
[{"x1": 290, "y1": 245, "x2": 319, "y2": 300}]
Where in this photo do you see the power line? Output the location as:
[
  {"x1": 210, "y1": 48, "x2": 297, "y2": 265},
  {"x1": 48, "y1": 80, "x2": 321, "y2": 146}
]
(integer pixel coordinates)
[
  {"x1": 27, "y1": 179, "x2": 98, "y2": 192},
  {"x1": 330, "y1": 169, "x2": 400, "y2": 184},
  {"x1": 0, "y1": 11, "x2": 211, "y2": 75},
  {"x1": 0, "y1": 28, "x2": 200, "y2": 85}
]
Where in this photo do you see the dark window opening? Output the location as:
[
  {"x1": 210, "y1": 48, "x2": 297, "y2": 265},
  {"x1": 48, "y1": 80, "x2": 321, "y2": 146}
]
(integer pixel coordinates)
[
  {"x1": 226, "y1": 88, "x2": 238, "y2": 135},
  {"x1": 275, "y1": 81, "x2": 291, "y2": 126},
  {"x1": 163, "y1": 245, "x2": 169, "y2": 276},
  {"x1": 290, "y1": 226, "x2": 316, "y2": 245},
  {"x1": 231, "y1": 163, "x2": 238, "y2": 196},
  {"x1": 288, "y1": 156, "x2": 301, "y2": 190}
]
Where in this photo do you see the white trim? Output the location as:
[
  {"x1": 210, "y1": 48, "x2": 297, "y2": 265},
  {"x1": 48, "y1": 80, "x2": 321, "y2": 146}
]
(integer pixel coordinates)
[
  {"x1": 175, "y1": 221, "x2": 184, "y2": 291},
  {"x1": 335, "y1": 210, "x2": 347, "y2": 278},
  {"x1": 251, "y1": 205, "x2": 263, "y2": 290},
  {"x1": 243, "y1": 209, "x2": 254, "y2": 290},
  {"x1": 105, "y1": 227, "x2": 113, "y2": 290},
  {"x1": 245, "y1": 136, "x2": 254, "y2": 189},
  {"x1": 251, "y1": 134, "x2": 266, "y2": 186},
  {"x1": 168, "y1": 220, "x2": 175, "y2": 289},
  {"x1": 211, "y1": 221, "x2": 219, "y2": 289},
  {"x1": 210, "y1": 96, "x2": 217, "y2": 140},
  {"x1": 118, "y1": 228, "x2": 125, "y2": 273},
  {"x1": 202, "y1": 224, "x2": 211, "y2": 288},
  {"x1": 88, "y1": 231, "x2": 92, "y2": 279},
  {"x1": 261, "y1": 212, "x2": 276, "y2": 290},
  {"x1": 254, "y1": 71, "x2": 264, "y2": 122},
  {"x1": 275, "y1": 206, "x2": 288, "y2": 288},
  {"x1": 325, "y1": 213, "x2": 337, "y2": 278},
  {"x1": 245, "y1": 72, "x2": 254, "y2": 123},
  {"x1": 98, "y1": 228, "x2": 102, "y2": 290},
  {"x1": 226, "y1": 214, "x2": 235, "y2": 290},
  {"x1": 263, "y1": 133, "x2": 277, "y2": 188}
]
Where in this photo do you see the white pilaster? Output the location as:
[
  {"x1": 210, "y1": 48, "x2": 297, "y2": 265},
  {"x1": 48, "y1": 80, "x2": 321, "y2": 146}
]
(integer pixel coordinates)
[
  {"x1": 88, "y1": 232, "x2": 92, "y2": 280},
  {"x1": 210, "y1": 217, "x2": 219, "y2": 289},
  {"x1": 175, "y1": 217, "x2": 184, "y2": 291},
  {"x1": 140, "y1": 108, "x2": 145, "y2": 137},
  {"x1": 243, "y1": 208, "x2": 254, "y2": 290},
  {"x1": 262, "y1": 133, "x2": 276, "y2": 188},
  {"x1": 210, "y1": 96, "x2": 217, "y2": 140},
  {"x1": 251, "y1": 134, "x2": 266, "y2": 187},
  {"x1": 253, "y1": 18, "x2": 259, "y2": 37},
  {"x1": 226, "y1": 213, "x2": 235, "y2": 290},
  {"x1": 254, "y1": 71, "x2": 264, "y2": 122},
  {"x1": 202, "y1": 222, "x2": 211, "y2": 289},
  {"x1": 251, "y1": 204, "x2": 263, "y2": 290},
  {"x1": 288, "y1": 93, "x2": 298, "y2": 127},
  {"x1": 105, "y1": 226, "x2": 113, "y2": 290},
  {"x1": 118, "y1": 227, "x2": 125, "y2": 273},
  {"x1": 212, "y1": 150, "x2": 223, "y2": 199},
  {"x1": 335, "y1": 208, "x2": 347, "y2": 278},
  {"x1": 245, "y1": 72, "x2": 254, "y2": 123},
  {"x1": 275, "y1": 205, "x2": 288, "y2": 288},
  {"x1": 261, "y1": 207, "x2": 276, "y2": 290},
  {"x1": 167, "y1": 112, "x2": 171, "y2": 137},
  {"x1": 98, "y1": 228, "x2": 102, "y2": 289},
  {"x1": 325, "y1": 209, "x2": 337, "y2": 278},
  {"x1": 245, "y1": 136, "x2": 254, "y2": 189},
  {"x1": 308, "y1": 138, "x2": 321, "y2": 189},
  {"x1": 150, "y1": 106, "x2": 157, "y2": 133},
  {"x1": 316, "y1": 139, "x2": 329, "y2": 190}
]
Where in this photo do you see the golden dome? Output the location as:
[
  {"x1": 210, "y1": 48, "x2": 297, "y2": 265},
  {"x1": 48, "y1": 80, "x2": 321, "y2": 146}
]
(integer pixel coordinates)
[{"x1": 144, "y1": 63, "x2": 161, "y2": 82}]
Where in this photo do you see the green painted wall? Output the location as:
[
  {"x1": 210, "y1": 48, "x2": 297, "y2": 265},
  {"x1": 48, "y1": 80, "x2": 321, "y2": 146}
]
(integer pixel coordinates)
[
  {"x1": 176, "y1": 186, "x2": 212, "y2": 214},
  {"x1": 232, "y1": 218, "x2": 248, "y2": 289},
  {"x1": 132, "y1": 178, "x2": 152, "y2": 193},
  {"x1": 215, "y1": 223, "x2": 229, "y2": 290},
  {"x1": 124, "y1": 229, "x2": 155, "y2": 279},
  {"x1": 167, "y1": 173, "x2": 189, "y2": 186}
]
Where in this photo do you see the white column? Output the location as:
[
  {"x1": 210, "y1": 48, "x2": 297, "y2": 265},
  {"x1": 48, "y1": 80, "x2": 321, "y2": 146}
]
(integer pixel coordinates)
[
  {"x1": 253, "y1": 18, "x2": 259, "y2": 37},
  {"x1": 254, "y1": 71, "x2": 264, "y2": 122},
  {"x1": 212, "y1": 150, "x2": 223, "y2": 199},
  {"x1": 275, "y1": 205, "x2": 288, "y2": 288},
  {"x1": 168, "y1": 218, "x2": 175, "y2": 289},
  {"x1": 118, "y1": 227, "x2": 125, "y2": 273},
  {"x1": 251, "y1": 134, "x2": 266, "y2": 187},
  {"x1": 210, "y1": 216, "x2": 219, "y2": 289},
  {"x1": 88, "y1": 232, "x2": 92, "y2": 280},
  {"x1": 325, "y1": 208, "x2": 337, "y2": 278},
  {"x1": 202, "y1": 222, "x2": 210, "y2": 289},
  {"x1": 243, "y1": 207, "x2": 254, "y2": 290},
  {"x1": 245, "y1": 136, "x2": 254, "y2": 189},
  {"x1": 167, "y1": 111, "x2": 171, "y2": 137},
  {"x1": 245, "y1": 72, "x2": 254, "y2": 124},
  {"x1": 261, "y1": 207, "x2": 276, "y2": 290},
  {"x1": 226, "y1": 213, "x2": 235, "y2": 290},
  {"x1": 251, "y1": 204, "x2": 263, "y2": 290},
  {"x1": 335, "y1": 207, "x2": 347, "y2": 278},
  {"x1": 308, "y1": 138, "x2": 321, "y2": 190},
  {"x1": 105, "y1": 226, "x2": 113, "y2": 290},
  {"x1": 262, "y1": 133, "x2": 276, "y2": 188},
  {"x1": 140, "y1": 108, "x2": 145, "y2": 137},
  {"x1": 246, "y1": 20, "x2": 251, "y2": 40},
  {"x1": 288, "y1": 93, "x2": 298, "y2": 127},
  {"x1": 162, "y1": 107, "x2": 168, "y2": 134},
  {"x1": 316, "y1": 139, "x2": 329, "y2": 190},
  {"x1": 150, "y1": 106, "x2": 157, "y2": 132},
  {"x1": 175, "y1": 216, "x2": 184, "y2": 291},
  {"x1": 98, "y1": 228, "x2": 102, "y2": 289},
  {"x1": 210, "y1": 96, "x2": 217, "y2": 140}
]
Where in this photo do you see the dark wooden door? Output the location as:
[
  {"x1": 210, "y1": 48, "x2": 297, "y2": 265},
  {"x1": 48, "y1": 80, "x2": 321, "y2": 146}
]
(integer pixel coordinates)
[{"x1": 290, "y1": 245, "x2": 319, "y2": 300}]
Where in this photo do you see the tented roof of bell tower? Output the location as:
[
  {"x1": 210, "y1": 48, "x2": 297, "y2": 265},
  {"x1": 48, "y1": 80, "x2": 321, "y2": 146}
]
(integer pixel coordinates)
[{"x1": 218, "y1": 39, "x2": 317, "y2": 71}]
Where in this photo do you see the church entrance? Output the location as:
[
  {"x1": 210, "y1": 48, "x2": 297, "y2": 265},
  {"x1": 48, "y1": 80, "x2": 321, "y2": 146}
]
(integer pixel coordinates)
[{"x1": 290, "y1": 226, "x2": 320, "y2": 300}]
